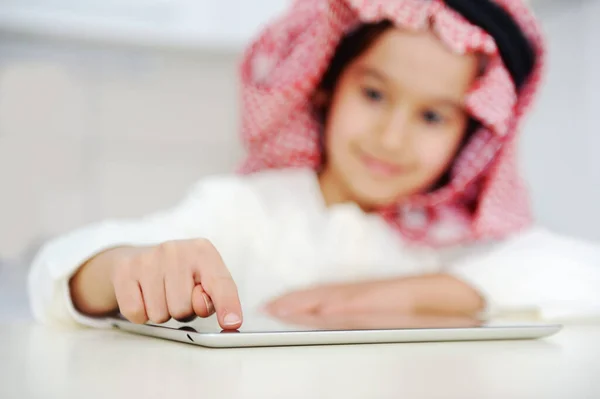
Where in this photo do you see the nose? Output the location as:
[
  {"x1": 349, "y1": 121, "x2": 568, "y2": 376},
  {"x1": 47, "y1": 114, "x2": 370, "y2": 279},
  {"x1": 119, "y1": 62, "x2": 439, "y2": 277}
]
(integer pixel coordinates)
[{"x1": 379, "y1": 108, "x2": 411, "y2": 152}]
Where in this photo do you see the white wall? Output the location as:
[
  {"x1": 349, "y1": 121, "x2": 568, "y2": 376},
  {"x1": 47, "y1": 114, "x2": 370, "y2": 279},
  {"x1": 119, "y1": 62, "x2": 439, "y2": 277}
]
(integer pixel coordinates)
[
  {"x1": 0, "y1": 0, "x2": 598, "y2": 261},
  {"x1": 0, "y1": 0, "x2": 290, "y2": 51},
  {"x1": 520, "y1": 0, "x2": 600, "y2": 242},
  {"x1": 0, "y1": 40, "x2": 244, "y2": 260}
]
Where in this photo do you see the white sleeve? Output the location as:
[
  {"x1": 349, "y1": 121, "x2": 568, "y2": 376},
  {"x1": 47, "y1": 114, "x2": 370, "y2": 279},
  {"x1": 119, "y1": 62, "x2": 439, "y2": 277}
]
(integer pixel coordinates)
[
  {"x1": 444, "y1": 227, "x2": 600, "y2": 322},
  {"x1": 27, "y1": 176, "x2": 258, "y2": 329}
]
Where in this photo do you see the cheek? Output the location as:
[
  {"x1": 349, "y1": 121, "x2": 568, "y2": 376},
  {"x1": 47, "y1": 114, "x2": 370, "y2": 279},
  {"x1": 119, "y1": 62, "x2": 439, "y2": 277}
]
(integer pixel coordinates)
[
  {"x1": 325, "y1": 95, "x2": 369, "y2": 155},
  {"x1": 325, "y1": 118, "x2": 351, "y2": 162},
  {"x1": 413, "y1": 134, "x2": 462, "y2": 174}
]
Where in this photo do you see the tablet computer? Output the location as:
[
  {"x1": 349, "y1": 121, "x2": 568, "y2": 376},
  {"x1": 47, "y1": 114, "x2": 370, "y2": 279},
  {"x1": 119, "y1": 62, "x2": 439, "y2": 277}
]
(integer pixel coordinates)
[{"x1": 107, "y1": 312, "x2": 562, "y2": 348}]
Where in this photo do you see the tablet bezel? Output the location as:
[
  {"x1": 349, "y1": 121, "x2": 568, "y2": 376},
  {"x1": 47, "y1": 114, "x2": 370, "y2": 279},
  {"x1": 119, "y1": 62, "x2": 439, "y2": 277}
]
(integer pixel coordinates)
[{"x1": 107, "y1": 316, "x2": 562, "y2": 348}]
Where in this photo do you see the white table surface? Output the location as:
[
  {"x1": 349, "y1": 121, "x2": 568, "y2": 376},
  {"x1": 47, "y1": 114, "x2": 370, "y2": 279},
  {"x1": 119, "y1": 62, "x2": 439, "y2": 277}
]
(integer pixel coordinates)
[{"x1": 1, "y1": 321, "x2": 599, "y2": 399}]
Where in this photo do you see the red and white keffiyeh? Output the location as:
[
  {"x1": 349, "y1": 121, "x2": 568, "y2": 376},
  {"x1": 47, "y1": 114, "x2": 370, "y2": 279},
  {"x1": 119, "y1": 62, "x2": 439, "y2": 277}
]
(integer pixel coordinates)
[{"x1": 237, "y1": 0, "x2": 546, "y2": 247}]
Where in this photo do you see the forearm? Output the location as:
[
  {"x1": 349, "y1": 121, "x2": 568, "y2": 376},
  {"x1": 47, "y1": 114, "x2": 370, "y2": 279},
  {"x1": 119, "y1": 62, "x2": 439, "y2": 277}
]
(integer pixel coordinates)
[
  {"x1": 406, "y1": 273, "x2": 485, "y2": 316},
  {"x1": 69, "y1": 247, "x2": 130, "y2": 316}
]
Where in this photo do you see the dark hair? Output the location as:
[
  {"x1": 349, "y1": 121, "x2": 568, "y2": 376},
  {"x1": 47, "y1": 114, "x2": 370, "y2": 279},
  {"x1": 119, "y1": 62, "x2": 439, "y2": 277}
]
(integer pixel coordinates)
[
  {"x1": 313, "y1": 0, "x2": 536, "y2": 189},
  {"x1": 444, "y1": 0, "x2": 536, "y2": 90},
  {"x1": 314, "y1": 21, "x2": 392, "y2": 128}
]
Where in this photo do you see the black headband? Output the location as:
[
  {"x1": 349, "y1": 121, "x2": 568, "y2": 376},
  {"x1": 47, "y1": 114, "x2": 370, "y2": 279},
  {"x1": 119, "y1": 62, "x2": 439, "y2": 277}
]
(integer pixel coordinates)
[{"x1": 443, "y1": 0, "x2": 536, "y2": 91}]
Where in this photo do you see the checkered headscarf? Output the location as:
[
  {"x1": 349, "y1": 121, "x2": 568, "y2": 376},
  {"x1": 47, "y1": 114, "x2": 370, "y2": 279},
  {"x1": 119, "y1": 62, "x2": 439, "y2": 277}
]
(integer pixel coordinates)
[{"x1": 237, "y1": 0, "x2": 546, "y2": 246}]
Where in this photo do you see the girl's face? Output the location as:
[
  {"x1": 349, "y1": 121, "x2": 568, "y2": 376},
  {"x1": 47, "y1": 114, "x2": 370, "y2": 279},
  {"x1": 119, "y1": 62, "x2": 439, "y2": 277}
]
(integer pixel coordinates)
[{"x1": 319, "y1": 27, "x2": 479, "y2": 210}]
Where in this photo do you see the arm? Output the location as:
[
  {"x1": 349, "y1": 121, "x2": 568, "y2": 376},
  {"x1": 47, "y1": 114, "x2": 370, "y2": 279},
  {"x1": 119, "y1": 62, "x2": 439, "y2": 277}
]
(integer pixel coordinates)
[
  {"x1": 264, "y1": 273, "x2": 486, "y2": 317},
  {"x1": 265, "y1": 227, "x2": 600, "y2": 320},
  {"x1": 27, "y1": 176, "x2": 257, "y2": 327},
  {"x1": 68, "y1": 246, "x2": 135, "y2": 316}
]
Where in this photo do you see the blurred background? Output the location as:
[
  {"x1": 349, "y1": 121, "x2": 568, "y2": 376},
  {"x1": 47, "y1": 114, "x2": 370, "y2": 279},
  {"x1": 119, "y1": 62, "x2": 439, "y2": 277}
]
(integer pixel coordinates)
[{"x1": 0, "y1": 0, "x2": 598, "y2": 320}]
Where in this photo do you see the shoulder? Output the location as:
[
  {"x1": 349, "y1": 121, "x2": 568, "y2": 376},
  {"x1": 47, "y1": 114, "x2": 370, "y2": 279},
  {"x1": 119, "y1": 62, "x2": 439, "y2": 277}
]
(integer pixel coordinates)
[
  {"x1": 445, "y1": 225, "x2": 600, "y2": 265},
  {"x1": 488, "y1": 226, "x2": 599, "y2": 255},
  {"x1": 506, "y1": 226, "x2": 600, "y2": 262}
]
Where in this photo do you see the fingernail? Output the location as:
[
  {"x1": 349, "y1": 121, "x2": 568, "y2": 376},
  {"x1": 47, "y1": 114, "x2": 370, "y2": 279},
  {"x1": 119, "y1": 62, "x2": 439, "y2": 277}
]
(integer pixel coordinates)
[
  {"x1": 202, "y1": 293, "x2": 215, "y2": 314},
  {"x1": 223, "y1": 313, "x2": 241, "y2": 326}
]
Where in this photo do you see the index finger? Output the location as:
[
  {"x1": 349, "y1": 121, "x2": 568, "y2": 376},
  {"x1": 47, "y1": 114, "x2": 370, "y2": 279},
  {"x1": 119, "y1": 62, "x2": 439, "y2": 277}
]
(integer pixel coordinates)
[{"x1": 190, "y1": 239, "x2": 243, "y2": 330}]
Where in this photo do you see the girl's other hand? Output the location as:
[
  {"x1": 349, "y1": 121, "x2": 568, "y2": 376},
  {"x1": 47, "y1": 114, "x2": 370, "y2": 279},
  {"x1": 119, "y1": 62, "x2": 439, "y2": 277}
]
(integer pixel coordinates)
[
  {"x1": 263, "y1": 279, "x2": 415, "y2": 317},
  {"x1": 263, "y1": 274, "x2": 484, "y2": 318}
]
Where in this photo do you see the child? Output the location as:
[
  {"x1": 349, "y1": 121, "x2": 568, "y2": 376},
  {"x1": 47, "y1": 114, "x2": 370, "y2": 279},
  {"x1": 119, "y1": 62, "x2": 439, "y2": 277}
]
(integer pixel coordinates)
[{"x1": 28, "y1": 0, "x2": 600, "y2": 330}]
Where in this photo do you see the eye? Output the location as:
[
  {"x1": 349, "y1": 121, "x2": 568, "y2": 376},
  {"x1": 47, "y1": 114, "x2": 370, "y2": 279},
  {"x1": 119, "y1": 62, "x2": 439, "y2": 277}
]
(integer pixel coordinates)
[
  {"x1": 362, "y1": 87, "x2": 384, "y2": 102},
  {"x1": 422, "y1": 110, "x2": 445, "y2": 125}
]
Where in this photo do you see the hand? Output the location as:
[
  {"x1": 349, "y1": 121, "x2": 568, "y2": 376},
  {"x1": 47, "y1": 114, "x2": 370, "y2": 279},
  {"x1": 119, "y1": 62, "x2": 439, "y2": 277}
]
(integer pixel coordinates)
[
  {"x1": 72, "y1": 238, "x2": 243, "y2": 330},
  {"x1": 264, "y1": 279, "x2": 415, "y2": 317},
  {"x1": 264, "y1": 274, "x2": 484, "y2": 318}
]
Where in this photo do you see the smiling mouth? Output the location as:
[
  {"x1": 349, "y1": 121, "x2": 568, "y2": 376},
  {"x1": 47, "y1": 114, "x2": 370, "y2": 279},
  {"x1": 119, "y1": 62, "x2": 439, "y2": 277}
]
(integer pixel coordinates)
[{"x1": 360, "y1": 152, "x2": 404, "y2": 177}]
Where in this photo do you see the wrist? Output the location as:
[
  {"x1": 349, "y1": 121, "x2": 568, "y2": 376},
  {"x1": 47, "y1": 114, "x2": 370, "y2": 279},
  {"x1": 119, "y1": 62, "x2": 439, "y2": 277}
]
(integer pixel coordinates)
[{"x1": 69, "y1": 246, "x2": 134, "y2": 316}]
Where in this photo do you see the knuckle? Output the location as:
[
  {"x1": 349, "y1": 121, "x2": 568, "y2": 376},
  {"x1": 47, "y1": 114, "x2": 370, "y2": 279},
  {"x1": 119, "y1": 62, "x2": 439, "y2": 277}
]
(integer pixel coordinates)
[
  {"x1": 191, "y1": 238, "x2": 215, "y2": 252},
  {"x1": 120, "y1": 304, "x2": 147, "y2": 324},
  {"x1": 154, "y1": 241, "x2": 187, "y2": 273},
  {"x1": 173, "y1": 314, "x2": 197, "y2": 323},
  {"x1": 147, "y1": 310, "x2": 170, "y2": 324},
  {"x1": 155, "y1": 241, "x2": 178, "y2": 258},
  {"x1": 171, "y1": 309, "x2": 193, "y2": 321},
  {"x1": 112, "y1": 263, "x2": 138, "y2": 287},
  {"x1": 118, "y1": 256, "x2": 152, "y2": 283},
  {"x1": 168, "y1": 295, "x2": 194, "y2": 320}
]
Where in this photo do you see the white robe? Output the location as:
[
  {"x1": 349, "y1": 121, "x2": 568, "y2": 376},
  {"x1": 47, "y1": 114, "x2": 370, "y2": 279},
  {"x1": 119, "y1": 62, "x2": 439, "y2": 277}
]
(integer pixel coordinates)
[{"x1": 27, "y1": 168, "x2": 600, "y2": 328}]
